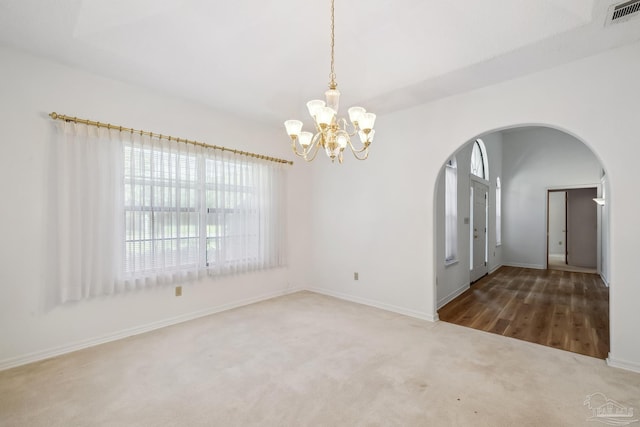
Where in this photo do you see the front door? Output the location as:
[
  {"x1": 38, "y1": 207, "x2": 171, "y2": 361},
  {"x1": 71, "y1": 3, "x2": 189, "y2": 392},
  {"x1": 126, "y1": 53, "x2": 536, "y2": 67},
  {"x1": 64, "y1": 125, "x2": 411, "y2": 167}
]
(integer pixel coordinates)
[{"x1": 471, "y1": 180, "x2": 489, "y2": 283}]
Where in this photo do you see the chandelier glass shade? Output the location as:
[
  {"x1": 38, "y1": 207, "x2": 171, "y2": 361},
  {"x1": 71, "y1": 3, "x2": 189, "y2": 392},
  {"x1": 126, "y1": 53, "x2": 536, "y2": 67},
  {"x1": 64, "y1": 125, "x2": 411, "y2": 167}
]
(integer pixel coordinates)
[{"x1": 284, "y1": 0, "x2": 376, "y2": 164}]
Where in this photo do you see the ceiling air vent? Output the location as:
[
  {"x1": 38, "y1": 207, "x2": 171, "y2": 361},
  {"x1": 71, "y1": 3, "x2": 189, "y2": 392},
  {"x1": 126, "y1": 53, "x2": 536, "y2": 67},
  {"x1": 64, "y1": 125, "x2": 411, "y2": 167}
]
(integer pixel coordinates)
[{"x1": 606, "y1": 0, "x2": 640, "y2": 25}]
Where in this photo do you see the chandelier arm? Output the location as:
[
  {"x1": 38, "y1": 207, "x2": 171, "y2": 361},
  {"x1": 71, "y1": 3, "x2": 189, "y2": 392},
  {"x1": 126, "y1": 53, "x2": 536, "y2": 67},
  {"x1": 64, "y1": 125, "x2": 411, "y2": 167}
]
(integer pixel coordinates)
[
  {"x1": 290, "y1": 132, "x2": 323, "y2": 158},
  {"x1": 311, "y1": 131, "x2": 323, "y2": 149},
  {"x1": 350, "y1": 146, "x2": 369, "y2": 161},
  {"x1": 303, "y1": 136, "x2": 324, "y2": 162},
  {"x1": 346, "y1": 137, "x2": 370, "y2": 154},
  {"x1": 292, "y1": 149, "x2": 310, "y2": 159},
  {"x1": 339, "y1": 118, "x2": 360, "y2": 137},
  {"x1": 290, "y1": 140, "x2": 312, "y2": 158}
]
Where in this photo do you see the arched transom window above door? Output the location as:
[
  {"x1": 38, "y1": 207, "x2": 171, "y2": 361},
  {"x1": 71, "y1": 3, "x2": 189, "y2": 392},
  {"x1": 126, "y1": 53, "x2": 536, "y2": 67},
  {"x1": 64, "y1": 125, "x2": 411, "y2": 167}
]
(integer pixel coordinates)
[{"x1": 470, "y1": 139, "x2": 488, "y2": 180}]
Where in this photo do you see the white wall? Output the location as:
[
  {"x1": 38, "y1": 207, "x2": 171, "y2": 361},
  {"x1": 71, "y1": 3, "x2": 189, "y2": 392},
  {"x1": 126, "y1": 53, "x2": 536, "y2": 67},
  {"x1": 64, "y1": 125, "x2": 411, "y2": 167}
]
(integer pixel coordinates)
[
  {"x1": 502, "y1": 128, "x2": 601, "y2": 269},
  {"x1": 0, "y1": 46, "x2": 312, "y2": 369},
  {"x1": 434, "y1": 133, "x2": 503, "y2": 308},
  {"x1": 306, "y1": 127, "x2": 435, "y2": 320},
  {"x1": 309, "y1": 40, "x2": 640, "y2": 371}
]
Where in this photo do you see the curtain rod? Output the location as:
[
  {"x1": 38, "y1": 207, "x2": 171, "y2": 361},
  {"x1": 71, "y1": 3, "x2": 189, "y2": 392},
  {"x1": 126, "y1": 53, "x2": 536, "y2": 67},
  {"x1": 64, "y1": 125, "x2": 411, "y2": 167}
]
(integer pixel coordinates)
[{"x1": 49, "y1": 112, "x2": 293, "y2": 165}]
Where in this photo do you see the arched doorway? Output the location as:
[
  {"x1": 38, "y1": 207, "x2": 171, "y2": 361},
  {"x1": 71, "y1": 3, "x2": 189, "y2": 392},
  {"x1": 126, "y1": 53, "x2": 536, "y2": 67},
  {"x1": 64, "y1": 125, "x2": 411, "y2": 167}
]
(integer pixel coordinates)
[{"x1": 435, "y1": 125, "x2": 610, "y2": 359}]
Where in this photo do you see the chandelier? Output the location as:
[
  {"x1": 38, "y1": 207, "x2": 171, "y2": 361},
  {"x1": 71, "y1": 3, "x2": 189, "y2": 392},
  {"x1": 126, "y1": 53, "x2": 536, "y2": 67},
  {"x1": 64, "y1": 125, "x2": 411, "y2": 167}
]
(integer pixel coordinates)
[{"x1": 284, "y1": 0, "x2": 376, "y2": 164}]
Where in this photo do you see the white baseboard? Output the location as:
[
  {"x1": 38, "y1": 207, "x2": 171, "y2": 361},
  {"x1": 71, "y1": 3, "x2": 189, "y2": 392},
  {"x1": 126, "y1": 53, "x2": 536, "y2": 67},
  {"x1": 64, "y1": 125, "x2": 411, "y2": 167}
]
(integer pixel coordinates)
[
  {"x1": 600, "y1": 273, "x2": 610, "y2": 287},
  {"x1": 437, "y1": 283, "x2": 470, "y2": 309},
  {"x1": 502, "y1": 262, "x2": 546, "y2": 270},
  {"x1": 0, "y1": 287, "x2": 303, "y2": 372},
  {"x1": 606, "y1": 355, "x2": 640, "y2": 373},
  {"x1": 308, "y1": 287, "x2": 438, "y2": 322}
]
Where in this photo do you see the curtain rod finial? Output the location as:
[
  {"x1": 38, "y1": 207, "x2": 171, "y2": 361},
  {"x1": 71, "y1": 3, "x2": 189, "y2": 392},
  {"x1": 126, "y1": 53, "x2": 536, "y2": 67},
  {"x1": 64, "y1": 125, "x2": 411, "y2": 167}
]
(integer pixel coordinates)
[{"x1": 50, "y1": 112, "x2": 58, "y2": 119}]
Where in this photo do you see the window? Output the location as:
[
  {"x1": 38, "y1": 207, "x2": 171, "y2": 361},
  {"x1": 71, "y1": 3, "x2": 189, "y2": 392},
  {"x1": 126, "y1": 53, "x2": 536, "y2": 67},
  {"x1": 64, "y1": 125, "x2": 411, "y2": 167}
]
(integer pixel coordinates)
[
  {"x1": 496, "y1": 177, "x2": 502, "y2": 246},
  {"x1": 203, "y1": 157, "x2": 271, "y2": 270},
  {"x1": 123, "y1": 137, "x2": 285, "y2": 281},
  {"x1": 470, "y1": 139, "x2": 488, "y2": 180},
  {"x1": 124, "y1": 146, "x2": 201, "y2": 274},
  {"x1": 445, "y1": 157, "x2": 458, "y2": 263}
]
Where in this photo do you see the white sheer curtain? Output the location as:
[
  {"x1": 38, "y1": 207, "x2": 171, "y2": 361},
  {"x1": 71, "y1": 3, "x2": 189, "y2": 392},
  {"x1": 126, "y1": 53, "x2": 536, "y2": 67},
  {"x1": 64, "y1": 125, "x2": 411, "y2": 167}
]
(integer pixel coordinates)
[
  {"x1": 49, "y1": 121, "x2": 286, "y2": 304},
  {"x1": 48, "y1": 121, "x2": 123, "y2": 304},
  {"x1": 203, "y1": 149, "x2": 286, "y2": 276},
  {"x1": 121, "y1": 131, "x2": 204, "y2": 287}
]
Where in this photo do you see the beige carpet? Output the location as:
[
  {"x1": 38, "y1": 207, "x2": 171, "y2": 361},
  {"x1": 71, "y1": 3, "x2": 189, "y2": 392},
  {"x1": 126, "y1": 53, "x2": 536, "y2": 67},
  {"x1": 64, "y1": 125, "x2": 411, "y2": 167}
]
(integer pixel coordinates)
[{"x1": 1, "y1": 291, "x2": 639, "y2": 426}]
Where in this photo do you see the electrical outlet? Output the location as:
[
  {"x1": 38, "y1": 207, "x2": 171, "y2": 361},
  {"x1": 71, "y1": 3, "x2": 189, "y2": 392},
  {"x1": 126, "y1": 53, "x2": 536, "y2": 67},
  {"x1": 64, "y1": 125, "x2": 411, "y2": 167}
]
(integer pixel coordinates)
[
  {"x1": 175, "y1": 286, "x2": 182, "y2": 297},
  {"x1": 354, "y1": 272, "x2": 359, "y2": 280}
]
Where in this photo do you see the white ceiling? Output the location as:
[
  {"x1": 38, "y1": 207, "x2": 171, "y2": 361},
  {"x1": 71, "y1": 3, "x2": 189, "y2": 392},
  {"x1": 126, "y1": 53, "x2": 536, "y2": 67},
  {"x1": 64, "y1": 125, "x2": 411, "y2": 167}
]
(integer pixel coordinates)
[{"x1": 1, "y1": 0, "x2": 639, "y2": 128}]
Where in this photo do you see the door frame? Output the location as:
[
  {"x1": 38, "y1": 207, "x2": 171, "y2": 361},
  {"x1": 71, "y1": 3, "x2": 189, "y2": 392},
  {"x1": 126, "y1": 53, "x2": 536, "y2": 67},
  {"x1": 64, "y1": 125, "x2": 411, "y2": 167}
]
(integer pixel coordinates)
[{"x1": 545, "y1": 183, "x2": 601, "y2": 271}]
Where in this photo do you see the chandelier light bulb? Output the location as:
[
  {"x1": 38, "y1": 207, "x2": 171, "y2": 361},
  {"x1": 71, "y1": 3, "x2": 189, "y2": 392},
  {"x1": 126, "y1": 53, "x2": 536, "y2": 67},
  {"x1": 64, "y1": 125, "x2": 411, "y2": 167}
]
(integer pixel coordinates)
[
  {"x1": 348, "y1": 107, "x2": 365, "y2": 125},
  {"x1": 337, "y1": 132, "x2": 348, "y2": 148},
  {"x1": 359, "y1": 129, "x2": 374, "y2": 144},
  {"x1": 306, "y1": 100, "x2": 325, "y2": 118},
  {"x1": 284, "y1": 120, "x2": 303, "y2": 138},
  {"x1": 299, "y1": 131, "x2": 313, "y2": 147},
  {"x1": 358, "y1": 113, "x2": 376, "y2": 131},
  {"x1": 316, "y1": 107, "x2": 336, "y2": 127}
]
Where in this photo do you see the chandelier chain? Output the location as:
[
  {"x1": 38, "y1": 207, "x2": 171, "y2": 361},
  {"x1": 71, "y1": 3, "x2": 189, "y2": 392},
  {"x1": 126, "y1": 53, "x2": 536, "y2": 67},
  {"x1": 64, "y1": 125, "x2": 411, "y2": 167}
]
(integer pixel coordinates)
[{"x1": 329, "y1": 0, "x2": 337, "y2": 89}]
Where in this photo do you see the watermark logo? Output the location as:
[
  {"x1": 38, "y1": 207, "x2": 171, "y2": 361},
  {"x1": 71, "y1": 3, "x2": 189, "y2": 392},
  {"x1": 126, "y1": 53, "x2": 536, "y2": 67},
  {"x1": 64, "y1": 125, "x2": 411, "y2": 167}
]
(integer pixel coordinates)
[{"x1": 584, "y1": 392, "x2": 638, "y2": 426}]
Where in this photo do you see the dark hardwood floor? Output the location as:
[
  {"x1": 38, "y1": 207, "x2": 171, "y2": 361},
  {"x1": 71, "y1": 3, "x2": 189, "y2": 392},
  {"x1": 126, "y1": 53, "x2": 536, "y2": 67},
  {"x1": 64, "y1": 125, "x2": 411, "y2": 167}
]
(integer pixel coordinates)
[{"x1": 438, "y1": 266, "x2": 609, "y2": 359}]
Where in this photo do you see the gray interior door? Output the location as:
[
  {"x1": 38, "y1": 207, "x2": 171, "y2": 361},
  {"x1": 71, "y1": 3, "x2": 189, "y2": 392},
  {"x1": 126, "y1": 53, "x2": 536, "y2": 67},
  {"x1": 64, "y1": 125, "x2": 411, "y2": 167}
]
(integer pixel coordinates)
[{"x1": 567, "y1": 187, "x2": 597, "y2": 268}]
